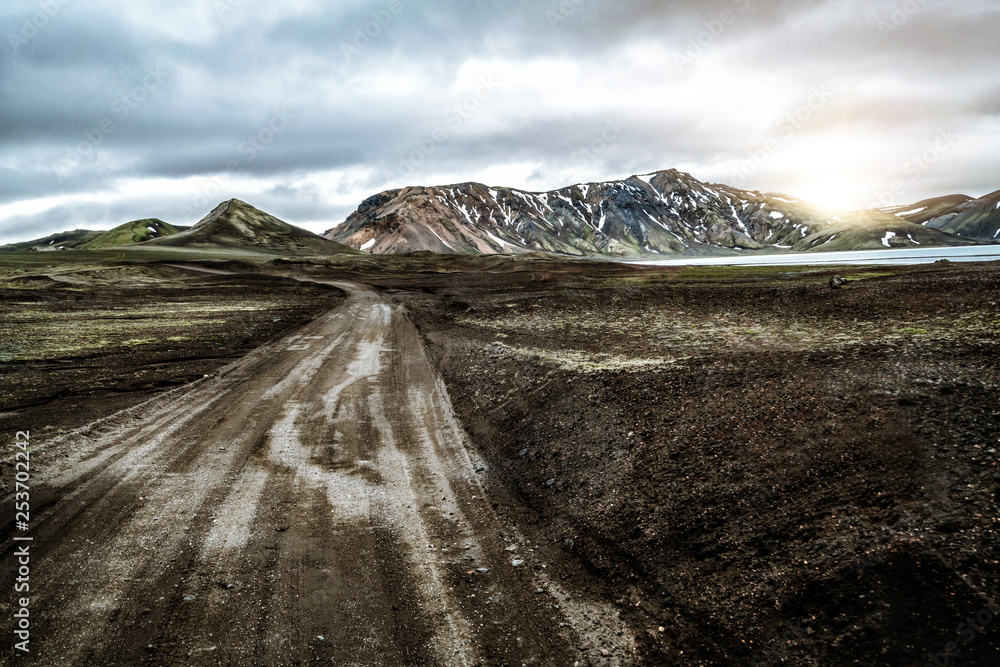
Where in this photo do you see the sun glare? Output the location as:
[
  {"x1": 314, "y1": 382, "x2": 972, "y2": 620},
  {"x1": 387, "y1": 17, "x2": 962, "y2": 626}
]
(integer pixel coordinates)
[
  {"x1": 791, "y1": 181, "x2": 859, "y2": 211},
  {"x1": 775, "y1": 136, "x2": 880, "y2": 211}
]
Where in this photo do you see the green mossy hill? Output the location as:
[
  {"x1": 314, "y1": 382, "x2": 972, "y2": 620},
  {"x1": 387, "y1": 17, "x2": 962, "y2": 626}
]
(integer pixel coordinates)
[
  {"x1": 81, "y1": 219, "x2": 180, "y2": 249},
  {"x1": 147, "y1": 199, "x2": 358, "y2": 255}
]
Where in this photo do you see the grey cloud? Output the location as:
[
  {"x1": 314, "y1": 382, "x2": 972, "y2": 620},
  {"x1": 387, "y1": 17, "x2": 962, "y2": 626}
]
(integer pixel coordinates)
[{"x1": 1, "y1": 0, "x2": 998, "y2": 242}]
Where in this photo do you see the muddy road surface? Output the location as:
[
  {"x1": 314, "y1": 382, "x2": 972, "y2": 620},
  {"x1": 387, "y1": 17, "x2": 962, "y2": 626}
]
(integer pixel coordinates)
[{"x1": 1, "y1": 281, "x2": 634, "y2": 666}]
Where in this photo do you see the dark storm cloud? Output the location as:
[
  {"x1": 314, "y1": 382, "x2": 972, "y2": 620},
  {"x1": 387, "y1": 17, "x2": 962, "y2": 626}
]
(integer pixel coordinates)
[{"x1": 1, "y1": 0, "x2": 998, "y2": 242}]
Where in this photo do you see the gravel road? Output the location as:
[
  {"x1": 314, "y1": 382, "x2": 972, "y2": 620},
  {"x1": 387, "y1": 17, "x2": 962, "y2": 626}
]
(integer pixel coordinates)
[{"x1": 1, "y1": 280, "x2": 634, "y2": 666}]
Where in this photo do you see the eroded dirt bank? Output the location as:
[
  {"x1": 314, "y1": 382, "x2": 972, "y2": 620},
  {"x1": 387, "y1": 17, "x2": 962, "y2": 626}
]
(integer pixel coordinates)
[{"x1": 399, "y1": 261, "x2": 1000, "y2": 665}]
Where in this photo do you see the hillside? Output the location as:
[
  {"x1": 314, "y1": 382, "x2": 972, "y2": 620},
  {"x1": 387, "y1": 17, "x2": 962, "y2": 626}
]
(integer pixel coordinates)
[
  {"x1": 80, "y1": 219, "x2": 180, "y2": 249},
  {"x1": 889, "y1": 190, "x2": 1000, "y2": 240},
  {"x1": 326, "y1": 170, "x2": 986, "y2": 256},
  {"x1": 796, "y1": 214, "x2": 976, "y2": 251},
  {"x1": 148, "y1": 199, "x2": 357, "y2": 255},
  {"x1": 0, "y1": 229, "x2": 102, "y2": 252}
]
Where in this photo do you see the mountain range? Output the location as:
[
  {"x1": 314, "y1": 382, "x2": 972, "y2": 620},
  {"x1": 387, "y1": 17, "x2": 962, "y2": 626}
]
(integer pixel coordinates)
[
  {"x1": 326, "y1": 169, "x2": 1000, "y2": 256},
  {"x1": 3, "y1": 170, "x2": 998, "y2": 257}
]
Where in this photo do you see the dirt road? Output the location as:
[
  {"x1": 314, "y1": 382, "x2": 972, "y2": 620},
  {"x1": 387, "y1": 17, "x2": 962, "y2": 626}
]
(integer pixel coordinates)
[{"x1": 1, "y1": 280, "x2": 634, "y2": 666}]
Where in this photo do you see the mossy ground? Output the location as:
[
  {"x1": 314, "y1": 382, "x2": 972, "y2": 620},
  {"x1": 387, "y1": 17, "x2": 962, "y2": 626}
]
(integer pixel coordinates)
[{"x1": 0, "y1": 261, "x2": 344, "y2": 440}]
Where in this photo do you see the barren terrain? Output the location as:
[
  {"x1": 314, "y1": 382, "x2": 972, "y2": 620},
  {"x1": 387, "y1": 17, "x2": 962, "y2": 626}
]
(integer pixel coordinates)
[
  {"x1": 1, "y1": 254, "x2": 999, "y2": 665},
  {"x1": 396, "y1": 260, "x2": 1000, "y2": 665}
]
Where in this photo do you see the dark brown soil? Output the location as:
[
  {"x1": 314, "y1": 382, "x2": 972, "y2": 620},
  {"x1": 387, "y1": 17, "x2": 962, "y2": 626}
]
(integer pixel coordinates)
[{"x1": 398, "y1": 260, "x2": 1000, "y2": 666}]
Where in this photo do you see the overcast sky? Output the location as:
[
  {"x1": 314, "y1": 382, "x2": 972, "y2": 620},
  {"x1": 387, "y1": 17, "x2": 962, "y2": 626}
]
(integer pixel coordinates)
[{"x1": 1, "y1": 0, "x2": 998, "y2": 242}]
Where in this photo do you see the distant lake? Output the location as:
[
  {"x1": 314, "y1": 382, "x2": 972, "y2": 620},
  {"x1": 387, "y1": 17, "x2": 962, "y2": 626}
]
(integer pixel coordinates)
[{"x1": 618, "y1": 245, "x2": 1000, "y2": 267}]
